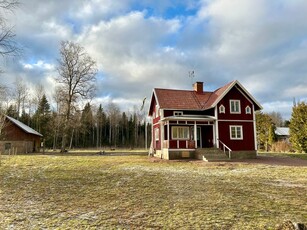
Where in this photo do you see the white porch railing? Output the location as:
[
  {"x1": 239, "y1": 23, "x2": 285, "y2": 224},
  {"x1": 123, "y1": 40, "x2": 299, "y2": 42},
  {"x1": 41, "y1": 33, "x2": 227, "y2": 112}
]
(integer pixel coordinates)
[{"x1": 218, "y1": 139, "x2": 232, "y2": 159}]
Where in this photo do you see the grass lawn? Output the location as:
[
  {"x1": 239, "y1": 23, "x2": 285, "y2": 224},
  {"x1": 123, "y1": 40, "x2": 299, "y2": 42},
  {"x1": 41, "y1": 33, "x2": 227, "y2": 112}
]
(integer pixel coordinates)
[
  {"x1": 0, "y1": 154, "x2": 306, "y2": 229},
  {"x1": 259, "y1": 151, "x2": 307, "y2": 160}
]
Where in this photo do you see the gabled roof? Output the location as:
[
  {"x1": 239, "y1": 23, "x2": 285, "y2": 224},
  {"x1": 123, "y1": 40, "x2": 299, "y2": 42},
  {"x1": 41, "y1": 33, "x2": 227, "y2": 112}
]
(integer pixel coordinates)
[
  {"x1": 6, "y1": 115, "x2": 43, "y2": 137},
  {"x1": 149, "y1": 80, "x2": 262, "y2": 116},
  {"x1": 275, "y1": 127, "x2": 289, "y2": 136}
]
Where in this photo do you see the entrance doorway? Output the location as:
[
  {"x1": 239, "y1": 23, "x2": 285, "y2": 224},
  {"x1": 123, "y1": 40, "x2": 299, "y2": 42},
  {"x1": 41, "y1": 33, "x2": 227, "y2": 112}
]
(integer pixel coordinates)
[{"x1": 197, "y1": 126, "x2": 213, "y2": 148}]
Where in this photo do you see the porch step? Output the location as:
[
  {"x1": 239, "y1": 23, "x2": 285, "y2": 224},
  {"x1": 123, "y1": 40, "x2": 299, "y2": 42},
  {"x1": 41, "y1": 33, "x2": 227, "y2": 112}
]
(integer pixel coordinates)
[{"x1": 195, "y1": 148, "x2": 230, "y2": 162}]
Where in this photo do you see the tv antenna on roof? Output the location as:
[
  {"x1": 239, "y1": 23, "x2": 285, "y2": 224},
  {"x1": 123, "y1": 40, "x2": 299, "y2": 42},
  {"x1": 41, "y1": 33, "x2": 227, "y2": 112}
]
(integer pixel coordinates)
[{"x1": 189, "y1": 70, "x2": 195, "y2": 84}]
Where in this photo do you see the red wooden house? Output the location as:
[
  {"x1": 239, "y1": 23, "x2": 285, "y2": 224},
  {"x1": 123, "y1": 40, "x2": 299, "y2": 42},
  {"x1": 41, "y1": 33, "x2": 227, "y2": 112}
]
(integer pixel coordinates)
[
  {"x1": 0, "y1": 115, "x2": 42, "y2": 154},
  {"x1": 148, "y1": 80, "x2": 262, "y2": 160}
]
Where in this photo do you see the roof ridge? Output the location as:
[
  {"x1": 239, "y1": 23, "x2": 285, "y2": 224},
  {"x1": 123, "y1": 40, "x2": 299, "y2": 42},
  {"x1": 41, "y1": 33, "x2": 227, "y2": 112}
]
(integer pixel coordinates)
[
  {"x1": 201, "y1": 91, "x2": 215, "y2": 109},
  {"x1": 191, "y1": 91, "x2": 203, "y2": 109}
]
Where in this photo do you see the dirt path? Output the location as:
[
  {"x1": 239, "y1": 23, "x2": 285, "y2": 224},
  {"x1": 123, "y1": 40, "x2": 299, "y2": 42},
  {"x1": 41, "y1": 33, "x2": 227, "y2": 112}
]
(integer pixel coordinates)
[{"x1": 231, "y1": 156, "x2": 307, "y2": 167}]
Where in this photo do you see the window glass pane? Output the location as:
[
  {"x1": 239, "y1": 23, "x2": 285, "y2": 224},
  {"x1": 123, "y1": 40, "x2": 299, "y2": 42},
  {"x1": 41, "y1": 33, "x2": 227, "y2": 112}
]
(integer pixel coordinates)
[
  {"x1": 172, "y1": 126, "x2": 189, "y2": 139},
  {"x1": 230, "y1": 126, "x2": 243, "y2": 139},
  {"x1": 231, "y1": 101, "x2": 235, "y2": 112},
  {"x1": 231, "y1": 127, "x2": 236, "y2": 138},
  {"x1": 183, "y1": 128, "x2": 188, "y2": 138},
  {"x1": 230, "y1": 100, "x2": 240, "y2": 113},
  {"x1": 235, "y1": 101, "x2": 239, "y2": 111},
  {"x1": 173, "y1": 127, "x2": 177, "y2": 139},
  {"x1": 236, "y1": 127, "x2": 241, "y2": 138}
]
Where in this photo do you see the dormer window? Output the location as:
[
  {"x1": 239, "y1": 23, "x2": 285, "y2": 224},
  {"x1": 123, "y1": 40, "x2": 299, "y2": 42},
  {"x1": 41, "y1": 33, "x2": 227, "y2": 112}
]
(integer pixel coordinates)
[
  {"x1": 174, "y1": 111, "x2": 183, "y2": 116},
  {"x1": 219, "y1": 105, "x2": 225, "y2": 114},
  {"x1": 245, "y1": 106, "x2": 251, "y2": 114},
  {"x1": 230, "y1": 100, "x2": 241, "y2": 114}
]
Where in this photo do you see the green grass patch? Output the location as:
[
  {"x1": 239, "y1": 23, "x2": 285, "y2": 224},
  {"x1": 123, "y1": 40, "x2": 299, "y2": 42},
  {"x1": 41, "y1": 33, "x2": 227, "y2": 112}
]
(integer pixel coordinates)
[
  {"x1": 0, "y1": 155, "x2": 306, "y2": 229},
  {"x1": 259, "y1": 151, "x2": 307, "y2": 160}
]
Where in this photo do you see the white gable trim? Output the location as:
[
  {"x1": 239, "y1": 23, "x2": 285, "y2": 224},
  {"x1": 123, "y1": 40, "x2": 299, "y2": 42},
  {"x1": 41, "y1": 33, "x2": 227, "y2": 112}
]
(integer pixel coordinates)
[{"x1": 210, "y1": 80, "x2": 263, "y2": 110}]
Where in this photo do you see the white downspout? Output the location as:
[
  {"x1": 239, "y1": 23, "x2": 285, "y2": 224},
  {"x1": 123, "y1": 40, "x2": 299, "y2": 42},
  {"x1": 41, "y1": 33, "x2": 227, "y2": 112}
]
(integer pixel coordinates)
[
  {"x1": 160, "y1": 121, "x2": 164, "y2": 158},
  {"x1": 215, "y1": 106, "x2": 219, "y2": 148},
  {"x1": 194, "y1": 121, "x2": 197, "y2": 149},
  {"x1": 252, "y1": 105, "x2": 258, "y2": 155},
  {"x1": 167, "y1": 120, "x2": 170, "y2": 149}
]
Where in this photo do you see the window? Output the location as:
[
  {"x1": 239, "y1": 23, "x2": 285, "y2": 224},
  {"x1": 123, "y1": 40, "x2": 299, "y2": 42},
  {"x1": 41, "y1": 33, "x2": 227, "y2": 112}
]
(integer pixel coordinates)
[
  {"x1": 5, "y1": 143, "x2": 11, "y2": 150},
  {"x1": 155, "y1": 105, "x2": 159, "y2": 118},
  {"x1": 245, "y1": 106, "x2": 251, "y2": 114},
  {"x1": 155, "y1": 128, "x2": 159, "y2": 141},
  {"x1": 219, "y1": 105, "x2": 225, "y2": 114},
  {"x1": 230, "y1": 100, "x2": 241, "y2": 114},
  {"x1": 172, "y1": 126, "x2": 189, "y2": 139},
  {"x1": 174, "y1": 111, "x2": 183, "y2": 116},
  {"x1": 230, "y1": 126, "x2": 243, "y2": 140}
]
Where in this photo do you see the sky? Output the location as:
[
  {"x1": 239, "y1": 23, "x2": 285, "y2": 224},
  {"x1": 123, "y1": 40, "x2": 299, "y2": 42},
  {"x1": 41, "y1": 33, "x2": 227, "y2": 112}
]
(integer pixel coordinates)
[{"x1": 1, "y1": 0, "x2": 307, "y2": 119}]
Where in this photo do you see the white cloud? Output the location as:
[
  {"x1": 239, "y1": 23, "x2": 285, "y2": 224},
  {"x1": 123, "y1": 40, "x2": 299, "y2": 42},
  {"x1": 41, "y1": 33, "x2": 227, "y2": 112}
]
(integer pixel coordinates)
[
  {"x1": 2, "y1": 0, "x2": 307, "y2": 119},
  {"x1": 22, "y1": 60, "x2": 55, "y2": 71}
]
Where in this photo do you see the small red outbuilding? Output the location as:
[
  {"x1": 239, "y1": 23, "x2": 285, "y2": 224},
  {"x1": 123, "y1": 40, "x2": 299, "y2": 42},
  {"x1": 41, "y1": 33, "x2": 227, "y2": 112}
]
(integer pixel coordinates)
[{"x1": 0, "y1": 115, "x2": 42, "y2": 154}]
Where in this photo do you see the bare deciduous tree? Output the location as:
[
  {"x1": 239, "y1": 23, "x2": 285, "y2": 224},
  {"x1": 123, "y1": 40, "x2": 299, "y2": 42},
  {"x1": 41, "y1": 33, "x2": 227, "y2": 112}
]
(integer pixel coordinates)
[
  {"x1": 106, "y1": 102, "x2": 120, "y2": 147},
  {"x1": 0, "y1": 0, "x2": 20, "y2": 71},
  {"x1": 0, "y1": 83, "x2": 11, "y2": 111},
  {"x1": 56, "y1": 41, "x2": 97, "y2": 152},
  {"x1": 13, "y1": 76, "x2": 27, "y2": 117}
]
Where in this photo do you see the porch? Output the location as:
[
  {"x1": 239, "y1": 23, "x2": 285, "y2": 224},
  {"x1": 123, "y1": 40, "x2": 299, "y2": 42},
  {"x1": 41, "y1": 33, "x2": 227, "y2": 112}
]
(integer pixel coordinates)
[{"x1": 161, "y1": 115, "x2": 217, "y2": 150}]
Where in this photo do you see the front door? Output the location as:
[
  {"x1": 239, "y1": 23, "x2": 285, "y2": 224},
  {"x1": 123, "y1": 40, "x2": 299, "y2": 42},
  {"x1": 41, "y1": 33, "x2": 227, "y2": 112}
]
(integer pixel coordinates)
[
  {"x1": 202, "y1": 126, "x2": 214, "y2": 148},
  {"x1": 192, "y1": 125, "x2": 214, "y2": 148}
]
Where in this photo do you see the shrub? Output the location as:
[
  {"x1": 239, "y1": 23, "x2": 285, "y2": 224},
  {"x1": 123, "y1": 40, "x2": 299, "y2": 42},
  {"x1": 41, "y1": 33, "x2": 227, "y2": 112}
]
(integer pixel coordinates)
[{"x1": 271, "y1": 141, "x2": 292, "y2": 153}]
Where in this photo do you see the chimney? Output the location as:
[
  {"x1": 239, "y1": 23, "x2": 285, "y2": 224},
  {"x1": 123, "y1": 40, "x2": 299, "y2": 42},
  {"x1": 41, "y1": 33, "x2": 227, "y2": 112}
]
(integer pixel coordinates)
[{"x1": 193, "y1": 82, "x2": 203, "y2": 93}]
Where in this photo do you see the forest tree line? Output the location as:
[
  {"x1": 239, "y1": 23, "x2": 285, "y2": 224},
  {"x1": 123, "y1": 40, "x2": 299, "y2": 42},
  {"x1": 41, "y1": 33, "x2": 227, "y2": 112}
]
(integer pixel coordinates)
[
  {"x1": 1, "y1": 38, "x2": 307, "y2": 153},
  {"x1": 0, "y1": 81, "x2": 151, "y2": 150}
]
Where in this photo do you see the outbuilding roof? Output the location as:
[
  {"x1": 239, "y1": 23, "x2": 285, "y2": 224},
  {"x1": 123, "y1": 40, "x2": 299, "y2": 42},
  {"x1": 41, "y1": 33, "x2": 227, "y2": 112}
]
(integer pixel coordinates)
[
  {"x1": 275, "y1": 127, "x2": 290, "y2": 136},
  {"x1": 6, "y1": 115, "x2": 43, "y2": 137}
]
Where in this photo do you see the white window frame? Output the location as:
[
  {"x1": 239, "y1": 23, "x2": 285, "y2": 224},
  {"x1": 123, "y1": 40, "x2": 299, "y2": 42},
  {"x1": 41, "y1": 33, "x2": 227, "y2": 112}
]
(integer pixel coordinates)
[
  {"x1": 230, "y1": 100, "x2": 241, "y2": 114},
  {"x1": 219, "y1": 105, "x2": 225, "y2": 114},
  {"x1": 155, "y1": 128, "x2": 159, "y2": 141},
  {"x1": 172, "y1": 126, "x2": 189, "y2": 140},
  {"x1": 173, "y1": 111, "x2": 183, "y2": 116},
  {"x1": 230, "y1": 125, "x2": 243, "y2": 140},
  {"x1": 245, "y1": 106, "x2": 251, "y2": 114},
  {"x1": 155, "y1": 105, "x2": 159, "y2": 118}
]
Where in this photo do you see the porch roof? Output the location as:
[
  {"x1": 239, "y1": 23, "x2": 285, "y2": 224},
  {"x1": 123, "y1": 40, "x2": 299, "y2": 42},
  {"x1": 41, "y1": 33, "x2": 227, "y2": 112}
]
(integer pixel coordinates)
[{"x1": 161, "y1": 115, "x2": 216, "y2": 122}]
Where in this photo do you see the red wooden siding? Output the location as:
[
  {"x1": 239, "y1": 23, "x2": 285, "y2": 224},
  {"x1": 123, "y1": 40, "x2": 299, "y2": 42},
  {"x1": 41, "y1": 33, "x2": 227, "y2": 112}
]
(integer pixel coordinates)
[
  {"x1": 153, "y1": 123, "x2": 161, "y2": 150},
  {"x1": 218, "y1": 121, "x2": 255, "y2": 151},
  {"x1": 2, "y1": 120, "x2": 41, "y2": 152},
  {"x1": 3, "y1": 121, "x2": 40, "y2": 143},
  {"x1": 217, "y1": 87, "x2": 253, "y2": 120}
]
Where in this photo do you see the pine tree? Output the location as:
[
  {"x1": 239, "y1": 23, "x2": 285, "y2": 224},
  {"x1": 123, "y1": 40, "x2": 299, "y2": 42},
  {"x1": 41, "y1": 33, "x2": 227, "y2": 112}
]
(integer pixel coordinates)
[
  {"x1": 33, "y1": 94, "x2": 51, "y2": 147},
  {"x1": 268, "y1": 124, "x2": 276, "y2": 148},
  {"x1": 289, "y1": 102, "x2": 307, "y2": 153},
  {"x1": 80, "y1": 102, "x2": 94, "y2": 147},
  {"x1": 6, "y1": 105, "x2": 18, "y2": 119},
  {"x1": 96, "y1": 104, "x2": 106, "y2": 148},
  {"x1": 256, "y1": 112, "x2": 273, "y2": 151}
]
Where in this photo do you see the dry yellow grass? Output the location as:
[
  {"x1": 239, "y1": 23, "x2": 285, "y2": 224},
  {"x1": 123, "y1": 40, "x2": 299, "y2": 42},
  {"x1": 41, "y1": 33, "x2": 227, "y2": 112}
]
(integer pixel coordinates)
[{"x1": 0, "y1": 154, "x2": 306, "y2": 229}]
